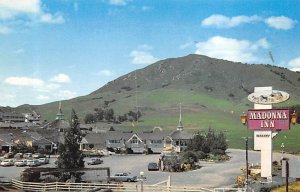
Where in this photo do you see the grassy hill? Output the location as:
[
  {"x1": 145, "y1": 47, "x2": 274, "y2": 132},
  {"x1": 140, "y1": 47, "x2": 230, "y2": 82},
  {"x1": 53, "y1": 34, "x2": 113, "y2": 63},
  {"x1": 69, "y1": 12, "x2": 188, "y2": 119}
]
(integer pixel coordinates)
[{"x1": 4, "y1": 54, "x2": 300, "y2": 152}]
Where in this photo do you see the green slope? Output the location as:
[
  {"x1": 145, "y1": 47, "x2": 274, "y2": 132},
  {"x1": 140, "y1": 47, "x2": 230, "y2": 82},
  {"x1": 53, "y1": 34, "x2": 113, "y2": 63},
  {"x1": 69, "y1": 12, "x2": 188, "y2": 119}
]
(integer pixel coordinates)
[{"x1": 9, "y1": 54, "x2": 300, "y2": 152}]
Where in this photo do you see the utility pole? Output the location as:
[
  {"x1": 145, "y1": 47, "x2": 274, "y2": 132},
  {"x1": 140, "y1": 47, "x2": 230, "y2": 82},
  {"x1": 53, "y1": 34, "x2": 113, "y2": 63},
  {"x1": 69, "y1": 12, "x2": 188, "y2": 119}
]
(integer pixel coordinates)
[
  {"x1": 285, "y1": 159, "x2": 289, "y2": 192},
  {"x1": 242, "y1": 136, "x2": 250, "y2": 190},
  {"x1": 245, "y1": 137, "x2": 249, "y2": 189}
]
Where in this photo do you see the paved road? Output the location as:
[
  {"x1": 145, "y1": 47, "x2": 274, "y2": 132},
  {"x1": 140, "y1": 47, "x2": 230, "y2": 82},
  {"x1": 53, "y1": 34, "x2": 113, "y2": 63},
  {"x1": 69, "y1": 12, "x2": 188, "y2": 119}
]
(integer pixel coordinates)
[{"x1": 1, "y1": 149, "x2": 299, "y2": 188}]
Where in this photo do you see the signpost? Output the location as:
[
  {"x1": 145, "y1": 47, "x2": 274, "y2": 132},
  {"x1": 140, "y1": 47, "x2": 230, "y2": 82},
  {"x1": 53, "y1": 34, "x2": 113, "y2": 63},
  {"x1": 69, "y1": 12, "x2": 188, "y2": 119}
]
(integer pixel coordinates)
[{"x1": 245, "y1": 87, "x2": 293, "y2": 180}]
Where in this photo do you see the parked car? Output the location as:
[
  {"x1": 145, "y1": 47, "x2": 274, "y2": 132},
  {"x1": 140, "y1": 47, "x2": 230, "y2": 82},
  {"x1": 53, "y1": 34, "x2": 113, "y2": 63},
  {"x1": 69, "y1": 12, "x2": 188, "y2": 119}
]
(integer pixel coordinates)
[
  {"x1": 14, "y1": 153, "x2": 23, "y2": 159},
  {"x1": 3, "y1": 153, "x2": 14, "y2": 159},
  {"x1": 14, "y1": 159, "x2": 27, "y2": 167},
  {"x1": 148, "y1": 162, "x2": 159, "y2": 171},
  {"x1": 23, "y1": 153, "x2": 33, "y2": 158},
  {"x1": 0, "y1": 159, "x2": 14, "y2": 167},
  {"x1": 87, "y1": 158, "x2": 103, "y2": 165},
  {"x1": 27, "y1": 159, "x2": 41, "y2": 167},
  {"x1": 38, "y1": 158, "x2": 49, "y2": 164},
  {"x1": 110, "y1": 172, "x2": 137, "y2": 182},
  {"x1": 33, "y1": 153, "x2": 45, "y2": 159}
]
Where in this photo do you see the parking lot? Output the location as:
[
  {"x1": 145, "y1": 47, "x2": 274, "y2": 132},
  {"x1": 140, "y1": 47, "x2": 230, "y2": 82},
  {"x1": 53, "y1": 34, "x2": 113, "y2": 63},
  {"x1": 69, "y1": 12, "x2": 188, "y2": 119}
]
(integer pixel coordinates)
[{"x1": 1, "y1": 149, "x2": 299, "y2": 188}]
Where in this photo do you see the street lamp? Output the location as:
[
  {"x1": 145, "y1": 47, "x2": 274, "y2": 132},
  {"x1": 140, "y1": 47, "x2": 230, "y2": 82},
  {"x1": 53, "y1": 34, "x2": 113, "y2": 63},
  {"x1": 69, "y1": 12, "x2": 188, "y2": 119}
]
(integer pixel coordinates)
[
  {"x1": 139, "y1": 171, "x2": 146, "y2": 192},
  {"x1": 241, "y1": 112, "x2": 247, "y2": 125},
  {"x1": 291, "y1": 110, "x2": 297, "y2": 125},
  {"x1": 9, "y1": 133, "x2": 14, "y2": 153},
  {"x1": 281, "y1": 143, "x2": 285, "y2": 161},
  {"x1": 242, "y1": 137, "x2": 250, "y2": 189}
]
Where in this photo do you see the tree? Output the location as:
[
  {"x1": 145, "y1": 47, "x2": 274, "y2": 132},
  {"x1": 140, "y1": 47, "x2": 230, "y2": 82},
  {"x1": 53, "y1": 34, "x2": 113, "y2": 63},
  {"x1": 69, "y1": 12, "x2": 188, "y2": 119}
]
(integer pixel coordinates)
[
  {"x1": 187, "y1": 129, "x2": 228, "y2": 156},
  {"x1": 214, "y1": 131, "x2": 228, "y2": 154},
  {"x1": 104, "y1": 108, "x2": 114, "y2": 121},
  {"x1": 127, "y1": 110, "x2": 142, "y2": 121},
  {"x1": 84, "y1": 113, "x2": 96, "y2": 124},
  {"x1": 57, "y1": 109, "x2": 84, "y2": 181},
  {"x1": 186, "y1": 132, "x2": 205, "y2": 151},
  {"x1": 94, "y1": 107, "x2": 104, "y2": 121}
]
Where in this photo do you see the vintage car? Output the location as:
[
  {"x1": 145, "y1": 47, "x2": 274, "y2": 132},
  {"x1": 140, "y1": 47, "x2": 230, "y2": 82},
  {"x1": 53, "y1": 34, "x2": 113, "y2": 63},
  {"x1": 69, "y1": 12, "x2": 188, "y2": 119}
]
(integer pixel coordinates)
[
  {"x1": 110, "y1": 172, "x2": 137, "y2": 182},
  {"x1": 1, "y1": 159, "x2": 14, "y2": 167},
  {"x1": 148, "y1": 162, "x2": 159, "y2": 171},
  {"x1": 14, "y1": 159, "x2": 27, "y2": 167},
  {"x1": 87, "y1": 158, "x2": 103, "y2": 165},
  {"x1": 38, "y1": 158, "x2": 49, "y2": 164},
  {"x1": 27, "y1": 159, "x2": 41, "y2": 167}
]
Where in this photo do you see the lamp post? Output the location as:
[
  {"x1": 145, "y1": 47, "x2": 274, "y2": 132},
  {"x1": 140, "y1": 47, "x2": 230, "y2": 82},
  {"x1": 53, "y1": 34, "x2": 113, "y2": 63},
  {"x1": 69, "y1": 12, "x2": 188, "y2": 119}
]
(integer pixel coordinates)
[
  {"x1": 240, "y1": 113, "x2": 250, "y2": 189},
  {"x1": 281, "y1": 143, "x2": 285, "y2": 161},
  {"x1": 9, "y1": 133, "x2": 14, "y2": 153},
  {"x1": 139, "y1": 171, "x2": 146, "y2": 192},
  {"x1": 241, "y1": 137, "x2": 250, "y2": 189}
]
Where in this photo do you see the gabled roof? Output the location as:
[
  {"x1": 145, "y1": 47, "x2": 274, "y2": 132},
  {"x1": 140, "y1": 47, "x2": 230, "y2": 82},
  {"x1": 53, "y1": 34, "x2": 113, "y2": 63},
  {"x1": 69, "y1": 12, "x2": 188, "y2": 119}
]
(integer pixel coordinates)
[
  {"x1": 83, "y1": 133, "x2": 106, "y2": 146},
  {"x1": 140, "y1": 130, "x2": 168, "y2": 140},
  {"x1": 45, "y1": 119, "x2": 70, "y2": 129},
  {"x1": 104, "y1": 130, "x2": 134, "y2": 140},
  {"x1": 170, "y1": 130, "x2": 192, "y2": 140},
  {"x1": 127, "y1": 133, "x2": 143, "y2": 143},
  {"x1": 0, "y1": 122, "x2": 38, "y2": 128}
]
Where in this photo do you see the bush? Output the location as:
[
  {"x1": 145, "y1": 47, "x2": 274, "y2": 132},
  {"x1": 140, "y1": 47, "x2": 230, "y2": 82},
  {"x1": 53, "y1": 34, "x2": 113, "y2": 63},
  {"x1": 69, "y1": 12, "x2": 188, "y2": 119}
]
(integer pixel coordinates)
[
  {"x1": 211, "y1": 149, "x2": 226, "y2": 155},
  {"x1": 195, "y1": 151, "x2": 207, "y2": 159},
  {"x1": 180, "y1": 151, "x2": 198, "y2": 164}
]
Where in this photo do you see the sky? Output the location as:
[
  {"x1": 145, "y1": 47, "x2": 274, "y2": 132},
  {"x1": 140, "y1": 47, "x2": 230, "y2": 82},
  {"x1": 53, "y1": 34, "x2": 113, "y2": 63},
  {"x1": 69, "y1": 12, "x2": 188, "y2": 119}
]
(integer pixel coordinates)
[{"x1": 0, "y1": 0, "x2": 300, "y2": 107}]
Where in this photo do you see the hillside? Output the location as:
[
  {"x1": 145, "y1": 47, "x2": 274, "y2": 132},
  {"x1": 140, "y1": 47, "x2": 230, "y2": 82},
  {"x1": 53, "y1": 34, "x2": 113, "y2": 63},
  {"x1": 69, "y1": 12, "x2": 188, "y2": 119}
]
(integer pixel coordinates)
[{"x1": 3, "y1": 54, "x2": 300, "y2": 151}]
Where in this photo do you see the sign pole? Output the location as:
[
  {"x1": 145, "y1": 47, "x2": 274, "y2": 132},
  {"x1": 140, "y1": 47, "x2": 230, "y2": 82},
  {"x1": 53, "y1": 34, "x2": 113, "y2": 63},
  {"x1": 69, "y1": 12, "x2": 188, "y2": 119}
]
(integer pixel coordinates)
[{"x1": 286, "y1": 160, "x2": 289, "y2": 192}]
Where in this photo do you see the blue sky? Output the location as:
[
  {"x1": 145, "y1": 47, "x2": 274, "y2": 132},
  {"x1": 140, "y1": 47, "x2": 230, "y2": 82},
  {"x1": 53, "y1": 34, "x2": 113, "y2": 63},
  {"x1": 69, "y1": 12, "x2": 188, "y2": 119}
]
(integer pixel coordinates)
[{"x1": 0, "y1": 0, "x2": 300, "y2": 107}]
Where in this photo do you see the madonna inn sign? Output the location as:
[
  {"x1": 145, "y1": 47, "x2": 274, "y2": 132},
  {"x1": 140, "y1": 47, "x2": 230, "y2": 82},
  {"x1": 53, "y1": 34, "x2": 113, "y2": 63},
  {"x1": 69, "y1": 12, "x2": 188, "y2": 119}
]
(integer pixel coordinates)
[{"x1": 247, "y1": 109, "x2": 290, "y2": 130}]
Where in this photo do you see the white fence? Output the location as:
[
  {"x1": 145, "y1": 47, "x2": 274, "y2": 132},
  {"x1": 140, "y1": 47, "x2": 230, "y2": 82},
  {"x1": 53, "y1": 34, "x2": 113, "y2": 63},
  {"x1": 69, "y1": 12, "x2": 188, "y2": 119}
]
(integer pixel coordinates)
[{"x1": 11, "y1": 179, "x2": 214, "y2": 192}]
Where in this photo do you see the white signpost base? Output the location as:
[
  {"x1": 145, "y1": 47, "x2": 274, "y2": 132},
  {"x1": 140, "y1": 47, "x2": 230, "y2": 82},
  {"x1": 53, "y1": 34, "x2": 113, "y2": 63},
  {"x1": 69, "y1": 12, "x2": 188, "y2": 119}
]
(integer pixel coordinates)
[{"x1": 253, "y1": 87, "x2": 273, "y2": 179}]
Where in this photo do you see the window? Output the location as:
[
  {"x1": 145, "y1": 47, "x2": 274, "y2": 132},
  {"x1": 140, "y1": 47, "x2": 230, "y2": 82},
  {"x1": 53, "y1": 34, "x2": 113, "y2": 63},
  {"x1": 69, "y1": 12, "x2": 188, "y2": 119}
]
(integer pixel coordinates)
[
  {"x1": 109, "y1": 140, "x2": 120, "y2": 144},
  {"x1": 131, "y1": 136, "x2": 140, "y2": 144},
  {"x1": 151, "y1": 140, "x2": 162, "y2": 144}
]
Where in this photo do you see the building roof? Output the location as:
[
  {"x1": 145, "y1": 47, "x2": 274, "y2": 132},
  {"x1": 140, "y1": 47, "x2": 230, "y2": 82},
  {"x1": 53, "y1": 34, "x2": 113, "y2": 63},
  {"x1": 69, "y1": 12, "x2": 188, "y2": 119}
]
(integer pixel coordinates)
[
  {"x1": 83, "y1": 133, "x2": 106, "y2": 146},
  {"x1": 104, "y1": 130, "x2": 135, "y2": 140},
  {"x1": 45, "y1": 119, "x2": 70, "y2": 129},
  {"x1": 169, "y1": 130, "x2": 192, "y2": 140},
  {"x1": 140, "y1": 130, "x2": 168, "y2": 140}
]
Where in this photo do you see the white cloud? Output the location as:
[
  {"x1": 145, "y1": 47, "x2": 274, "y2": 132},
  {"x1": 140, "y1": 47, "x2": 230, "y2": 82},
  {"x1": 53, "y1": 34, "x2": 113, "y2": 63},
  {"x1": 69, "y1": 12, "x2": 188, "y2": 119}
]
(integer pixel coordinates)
[
  {"x1": 201, "y1": 14, "x2": 261, "y2": 28},
  {"x1": 98, "y1": 70, "x2": 114, "y2": 77},
  {"x1": 179, "y1": 42, "x2": 193, "y2": 50},
  {"x1": 0, "y1": 25, "x2": 12, "y2": 34},
  {"x1": 288, "y1": 57, "x2": 300, "y2": 71},
  {"x1": 41, "y1": 83, "x2": 61, "y2": 92},
  {"x1": 130, "y1": 50, "x2": 158, "y2": 65},
  {"x1": 1, "y1": 75, "x2": 76, "y2": 106},
  {"x1": 108, "y1": 0, "x2": 128, "y2": 6},
  {"x1": 39, "y1": 12, "x2": 65, "y2": 24},
  {"x1": 0, "y1": 0, "x2": 41, "y2": 20},
  {"x1": 4, "y1": 76, "x2": 44, "y2": 88},
  {"x1": 265, "y1": 16, "x2": 297, "y2": 30},
  {"x1": 0, "y1": 0, "x2": 65, "y2": 24},
  {"x1": 37, "y1": 95, "x2": 49, "y2": 100},
  {"x1": 50, "y1": 73, "x2": 71, "y2": 83},
  {"x1": 57, "y1": 90, "x2": 77, "y2": 100},
  {"x1": 253, "y1": 38, "x2": 270, "y2": 49},
  {"x1": 195, "y1": 36, "x2": 270, "y2": 63}
]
